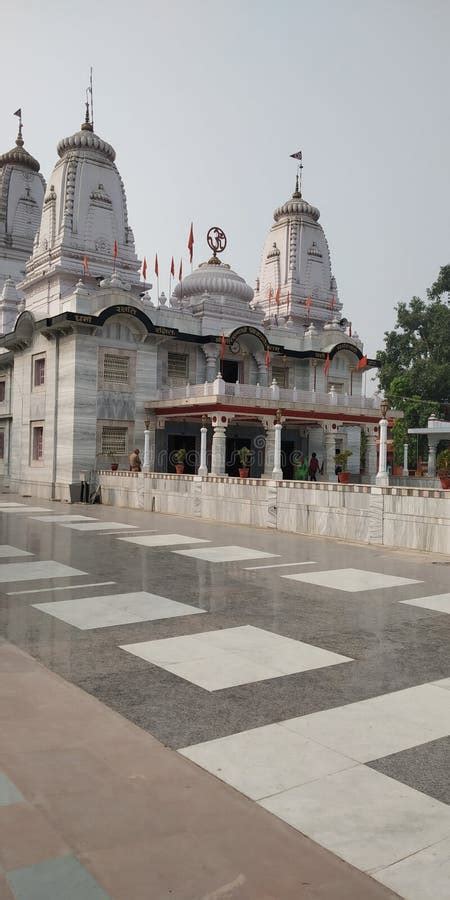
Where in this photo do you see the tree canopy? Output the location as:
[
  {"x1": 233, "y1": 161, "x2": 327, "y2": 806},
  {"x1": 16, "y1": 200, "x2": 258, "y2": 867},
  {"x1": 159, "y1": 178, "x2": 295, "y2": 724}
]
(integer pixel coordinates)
[{"x1": 376, "y1": 269, "x2": 450, "y2": 466}]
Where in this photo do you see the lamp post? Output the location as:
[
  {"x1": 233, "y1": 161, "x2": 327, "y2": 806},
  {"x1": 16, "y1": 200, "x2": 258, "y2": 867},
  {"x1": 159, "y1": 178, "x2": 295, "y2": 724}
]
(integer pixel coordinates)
[
  {"x1": 198, "y1": 415, "x2": 208, "y2": 477},
  {"x1": 376, "y1": 398, "x2": 389, "y2": 486}
]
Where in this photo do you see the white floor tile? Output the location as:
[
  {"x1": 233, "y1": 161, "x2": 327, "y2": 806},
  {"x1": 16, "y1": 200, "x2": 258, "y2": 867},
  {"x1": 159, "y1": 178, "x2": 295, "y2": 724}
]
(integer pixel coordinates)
[
  {"x1": 281, "y1": 683, "x2": 450, "y2": 762},
  {"x1": 0, "y1": 561, "x2": 86, "y2": 583},
  {"x1": 119, "y1": 533, "x2": 210, "y2": 547},
  {"x1": 120, "y1": 625, "x2": 352, "y2": 690},
  {"x1": 432, "y1": 677, "x2": 450, "y2": 691},
  {"x1": 0, "y1": 507, "x2": 53, "y2": 514},
  {"x1": 180, "y1": 724, "x2": 356, "y2": 799},
  {"x1": 283, "y1": 567, "x2": 421, "y2": 593},
  {"x1": 62, "y1": 522, "x2": 137, "y2": 531},
  {"x1": 260, "y1": 765, "x2": 450, "y2": 873},
  {"x1": 172, "y1": 546, "x2": 279, "y2": 563},
  {"x1": 400, "y1": 593, "x2": 450, "y2": 614},
  {"x1": 374, "y1": 836, "x2": 450, "y2": 899},
  {"x1": 33, "y1": 591, "x2": 204, "y2": 630},
  {"x1": 30, "y1": 515, "x2": 98, "y2": 523},
  {"x1": 0, "y1": 503, "x2": 26, "y2": 508},
  {"x1": 0, "y1": 545, "x2": 33, "y2": 558}
]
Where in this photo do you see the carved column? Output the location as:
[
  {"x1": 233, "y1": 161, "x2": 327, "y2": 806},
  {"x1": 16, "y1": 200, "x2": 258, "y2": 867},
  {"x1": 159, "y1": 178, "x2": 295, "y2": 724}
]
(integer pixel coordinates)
[
  {"x1": 323, "y1": 425, "x2": 337, "y2": 481},
  {"x1": 143, "y1": 414, "x2": 156, "y2": 472},
  {"x1": 272, "y1": 411, "x2": 283, "y2": 480},
  {"x1": 427, "y1": 438, "x2": 439, "y2": 477},
  {"x1": 202, "y1": 343, "x2": 220, "y2": 382},
  {"x1": 262, "y1": 418, "x2": 275, "y2": 477},
  {"x1": 376, "y1": 417, "x2": 389, "y2": 485},
  {"x1": 210, "y1": 415, "x2": 228, "y2": 476},
  {"x1": 254, "y1": 351, "x2": 269, "y2": 387},
  {"x1": 364, "y1": 425, "x2": 378, "y2": 482},
  {"x1": 198, "y1": 416, "x2": 208, "y2": 476}
]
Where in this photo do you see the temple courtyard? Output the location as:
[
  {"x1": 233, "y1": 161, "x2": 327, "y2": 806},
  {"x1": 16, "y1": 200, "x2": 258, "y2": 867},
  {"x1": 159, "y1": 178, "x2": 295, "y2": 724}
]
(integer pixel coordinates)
[{"x1": 0, "y1": 496, "x2": 449, "y2": 900}]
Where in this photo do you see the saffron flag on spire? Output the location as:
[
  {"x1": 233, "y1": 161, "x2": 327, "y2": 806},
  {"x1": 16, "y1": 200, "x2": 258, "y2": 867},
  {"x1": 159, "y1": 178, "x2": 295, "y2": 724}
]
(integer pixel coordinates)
[
  {"x1": 328, "y1": 295, "x2": 336, "y2": 311},
  {"x1": 305, "y1": 296, "x2": 312, "y2": 318},
  {"x1": 154, "y1": 253, "x2": 159, "y2": 277},
  {"x1": 14, "y1": 109, "x2": 22, "y2": 119},
  {"x1": 142, "y1": 257, "x2": 147, "y2": 280},
  {"x1": 275, "y1": 286, "x2": 281, "y2": 308},
  {"x1": 323, "y1": 353, "x2": 331, "y2": 376},
  {"x1": 113, "y1": 240, "x2": 118, "y2": 258},
  {"x1": 82, "y1": 256, "x2": 89, "y2": 276},
  {"x1": 290, "y1": 150, "x2": 302, "y2": 161},
  {"x1": 357, "y1": 355, "x2": 368, "y2": 371},
  {"x1": 188, "y1": 223, "x2": 194, "y2": 264},
  {"x1": 170, "y1": 257, "x2": 175, "y2": 277},
  {"x1": 178, "y1": 259, "x2": 183, "y2": 281}
]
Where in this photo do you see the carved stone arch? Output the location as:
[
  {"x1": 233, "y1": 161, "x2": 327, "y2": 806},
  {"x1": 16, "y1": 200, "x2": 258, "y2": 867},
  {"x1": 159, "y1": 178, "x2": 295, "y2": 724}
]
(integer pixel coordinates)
[
  {"x1": 227, "y1": 325, "x2": 269, "y2": 352},
  {"x1": 96, "y1": 305, "x2": 155, "y2": 341}
]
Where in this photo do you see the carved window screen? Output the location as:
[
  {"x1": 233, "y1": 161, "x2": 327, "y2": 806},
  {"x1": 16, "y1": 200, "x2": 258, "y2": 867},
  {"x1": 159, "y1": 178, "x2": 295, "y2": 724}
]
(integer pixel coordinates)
[
  {"x1": 103, "y1": 354, "x2": 129, "y2": 384},
  {"x1": 0, "y1": 382, "x2": 5, "y2": 403},
  {"x1": 0, "y1": 431, "x2": 4, "y2": 459},
  {"x1": 101, "y1": 426, "x2": 128, "y2": 455},
  {"x1": 32, "y1": 426, "x2": 44, "y2": 460},
  {"x1": 168, "y1": 352, "x2": 188, "y2": 383}
]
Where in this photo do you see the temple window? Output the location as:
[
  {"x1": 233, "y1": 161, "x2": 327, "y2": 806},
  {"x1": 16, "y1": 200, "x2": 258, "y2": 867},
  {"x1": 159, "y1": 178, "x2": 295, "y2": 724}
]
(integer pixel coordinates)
[
  {"x1": 101, "y1": 426, "x2": 128, "y2": 456},
  {"x1": 103, "y1": 354, "x2": 129, "y2": 384},
  {"x1": 168, "y1": 352, "x2": 189, "y2": 384}
]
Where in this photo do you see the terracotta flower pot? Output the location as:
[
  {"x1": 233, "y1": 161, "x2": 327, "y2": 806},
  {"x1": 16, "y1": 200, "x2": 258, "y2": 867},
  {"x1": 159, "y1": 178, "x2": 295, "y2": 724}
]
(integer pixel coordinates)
[
  {"x1": 175, "y1": 464, "x2": 185, "y2": 474},
  {"x1": 110, "y1": 463, "x2": 118, "y2": 472},
  {"x1": 439, "y1": 474, "x2": 450, "y2": 490},
  {"x1": 239, "y1": 468, "x2": 250, "y2": 478},
  {"x1": 338, "y1": 471, "x2": 350, "y2": 484}
]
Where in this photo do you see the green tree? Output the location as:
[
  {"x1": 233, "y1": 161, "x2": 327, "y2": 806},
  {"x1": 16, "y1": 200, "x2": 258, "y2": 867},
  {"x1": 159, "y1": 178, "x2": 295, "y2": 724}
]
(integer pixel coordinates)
[{"x1": 376, "y1": 272, "x2": 450, "y2": 466}]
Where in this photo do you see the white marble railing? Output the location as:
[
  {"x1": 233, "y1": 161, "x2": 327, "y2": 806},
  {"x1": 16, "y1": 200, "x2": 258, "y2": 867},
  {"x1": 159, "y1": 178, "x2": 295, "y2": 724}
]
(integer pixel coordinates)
[{"x1": 156, "y1": 379, "x2": 378, "y2": 410}]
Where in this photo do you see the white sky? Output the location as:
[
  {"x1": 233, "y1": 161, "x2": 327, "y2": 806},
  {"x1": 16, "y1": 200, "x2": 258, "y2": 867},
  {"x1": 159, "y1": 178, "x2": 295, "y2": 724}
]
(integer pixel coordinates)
[{"x1": 1, "y1": 0, "x2": 449, "y2": 360}]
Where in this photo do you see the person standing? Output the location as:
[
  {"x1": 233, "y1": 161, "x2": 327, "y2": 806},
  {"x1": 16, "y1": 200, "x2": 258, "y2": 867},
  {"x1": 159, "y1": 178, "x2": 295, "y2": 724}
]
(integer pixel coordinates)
[
  {"x1": 129, "y1": 448, "x2": 142, "y2": 472},
  {"x1": 308, "y1": 452, "x2": 320, "y2": 482}
]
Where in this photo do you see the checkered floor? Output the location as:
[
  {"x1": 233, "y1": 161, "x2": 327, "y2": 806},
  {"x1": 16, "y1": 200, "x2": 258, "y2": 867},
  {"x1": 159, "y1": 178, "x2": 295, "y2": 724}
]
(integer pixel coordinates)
[{"x1": 0, "y1": 501, "x2": 449, "y2": 899}]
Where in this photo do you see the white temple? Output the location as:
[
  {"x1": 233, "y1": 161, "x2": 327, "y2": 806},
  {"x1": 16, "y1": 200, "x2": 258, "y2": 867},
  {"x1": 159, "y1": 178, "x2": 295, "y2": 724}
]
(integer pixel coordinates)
[{"x1": 0, "y1": 105, "x2": 381, "y2": 498}]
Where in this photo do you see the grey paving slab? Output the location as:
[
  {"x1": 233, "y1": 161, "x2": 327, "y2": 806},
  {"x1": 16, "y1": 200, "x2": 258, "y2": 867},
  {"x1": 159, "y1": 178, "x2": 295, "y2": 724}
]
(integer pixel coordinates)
[
  {"x1": 368, "y1": 736, "x2": 450, "y2": 804},
  {"x1": 7, "y1": 855, "x2": 111, "y2": 900}
]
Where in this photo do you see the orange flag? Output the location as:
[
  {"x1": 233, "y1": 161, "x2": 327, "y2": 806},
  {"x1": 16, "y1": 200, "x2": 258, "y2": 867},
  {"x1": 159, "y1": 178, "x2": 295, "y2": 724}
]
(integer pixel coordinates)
[
  {"x1": 82, "y1": 256, "x2": 89, "y2": 276},
  {"x1": 324, "y1": 353, "x2": 331, "y2": 376},
  {"x1": 357, "y1": 355, "x2": 368, "y2": 370},
  {"x1": 154, "y1": 253, "x2": 159, "y2": 277},
  {"x1": 170, "y1": 257, "x2": 175, "y2": 277},
  {"x1": 142, "y1": 257, "x2": 147, "y2": 280},
  {"x1": 328, "y1": 295, "x2": 336, "y2": 311},
  {"x1": 113, "y1": 240, "x2": 118, "y2": 258},
  {"x1": 275, "y1": 286, "x2": 281, "y2": 308},
  {"x1": 178, "y1": 259, "x2": 183, "y2": 281},
  {"x1": 188, "y1": 223, "x2": 194, "y2": 263}
]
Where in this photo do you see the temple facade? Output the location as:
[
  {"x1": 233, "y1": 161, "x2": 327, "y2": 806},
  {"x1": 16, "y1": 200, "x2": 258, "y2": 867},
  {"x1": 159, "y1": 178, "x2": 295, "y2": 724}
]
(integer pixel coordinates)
[{"x1": 0, "y1": 108, "x2": 381, "y2": 499}]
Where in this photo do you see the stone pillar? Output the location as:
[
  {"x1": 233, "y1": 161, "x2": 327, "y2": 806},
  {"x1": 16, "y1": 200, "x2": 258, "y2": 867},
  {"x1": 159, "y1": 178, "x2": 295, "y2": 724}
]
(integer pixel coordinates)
[
  {"x1": 364, "y1": 426, "x2": 378, "y2": 482},
  {"x1": 202, "y1": 343, "x2": 220, "y2": 382},
  {"x1": 263, "y1": 423, "x2": 275, "y2": 477},
  {"x1": 427, "y1": 438, "x2": 438, "y2": 477},
  {"x1": 143, "y1": 415, "x2": 156, "y2": 472},
  {"x1": 198, "y1": 420, "x2": 208, "y2": 476},
  {"x1": 376, "y1": 416, "x2": 389, "y2": 486},
  {"x1": 254, "y1": 352, "x2": 269, "y2": 387},
  {"x1": 403, "y1": 442, "x2": 409, "y2": 477},
  {"x1": 272, "y1": 413, "x2": 283, "y2": 480},
  {"x1": 323, "y1": 428, "x2": 336, "y2": 481},
  {"x1": 210, "y1": 418, "x2": 227, "y2": 476}
]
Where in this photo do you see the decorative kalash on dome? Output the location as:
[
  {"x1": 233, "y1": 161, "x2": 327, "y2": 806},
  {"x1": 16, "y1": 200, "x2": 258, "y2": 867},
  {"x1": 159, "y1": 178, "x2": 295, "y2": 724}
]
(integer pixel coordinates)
[
  {"x1": 171, "y1": 225, "x2": 254, "y2": 325},
  {"x1": 254, "y1": 151, "x2": 344, "y2": 334}
]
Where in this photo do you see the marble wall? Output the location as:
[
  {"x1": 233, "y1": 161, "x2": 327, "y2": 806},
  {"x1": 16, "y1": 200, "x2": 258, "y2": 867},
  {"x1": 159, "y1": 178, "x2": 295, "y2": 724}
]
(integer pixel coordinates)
[{"x1": 98, "y1": 473, "x2": 450, "y2": 555}]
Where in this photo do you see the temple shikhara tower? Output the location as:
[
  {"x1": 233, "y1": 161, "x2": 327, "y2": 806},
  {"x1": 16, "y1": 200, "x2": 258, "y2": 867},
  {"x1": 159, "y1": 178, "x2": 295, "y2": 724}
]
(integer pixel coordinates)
[{"x1": 0, "y1": 107, "x2": 380, "y2": 496}]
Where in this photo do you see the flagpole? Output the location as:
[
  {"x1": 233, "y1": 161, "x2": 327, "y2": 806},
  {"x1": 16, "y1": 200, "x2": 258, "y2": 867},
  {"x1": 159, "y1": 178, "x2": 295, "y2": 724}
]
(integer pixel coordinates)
[{"x1": 157, "y1": 274, "x2": 160, "y2": 302}]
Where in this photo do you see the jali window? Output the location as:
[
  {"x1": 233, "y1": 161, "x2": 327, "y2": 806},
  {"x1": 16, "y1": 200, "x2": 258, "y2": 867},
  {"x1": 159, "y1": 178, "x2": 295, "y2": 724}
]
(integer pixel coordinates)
[
  {"x1": 34, "y1": 357, "x2": 45, "y2": 387},
  {"x1": 32, "y1": 425, "x2": 44, "y2": 461},
  {"x1": 168, "y1": 352, "x2": 188, "y2": 383},
  {"x1": 101, "y1": 426, "x2": 128, "y2": 455},
  {"x1": 103, "y1": 354, "x2": 129, "y2": 384},
  {"x1": 272, "y1": 366, "x2": 288, "y2": 388}
]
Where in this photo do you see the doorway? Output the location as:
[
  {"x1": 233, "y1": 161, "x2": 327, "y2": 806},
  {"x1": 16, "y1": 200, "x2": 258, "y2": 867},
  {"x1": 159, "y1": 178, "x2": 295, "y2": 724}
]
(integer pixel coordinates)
[
  {"x1": 226, "y1": 436, "x2": 252, "y2": 476},
  {"x1": 281, "y1": 440, "x2": 295, "y2": 479},
  {"x1": 222, "y1": 360, "x2": 240, "y2": 383},
  {"x1": 167, "y1": 434, "x2": 196, "y2": 474}
]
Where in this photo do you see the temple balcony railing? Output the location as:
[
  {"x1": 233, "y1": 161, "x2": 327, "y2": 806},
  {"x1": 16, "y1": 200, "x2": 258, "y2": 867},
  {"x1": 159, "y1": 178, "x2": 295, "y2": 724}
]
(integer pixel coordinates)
[{"x1": 151, "y1": 378, "x2": 379, "y2": 414}]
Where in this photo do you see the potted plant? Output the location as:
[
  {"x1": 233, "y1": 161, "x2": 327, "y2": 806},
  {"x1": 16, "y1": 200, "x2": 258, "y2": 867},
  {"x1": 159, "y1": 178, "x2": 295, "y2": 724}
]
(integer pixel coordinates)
[
  {"x1": 107, "y1": 452, "x2": 119, "y2": 472},
  {"x1": 335, "y1": 449, "x2": 353, "y2": 484},
  {"x1": 237, "y1": 446, "x2": 251, "y2": 478},
  {"x1": 437, "y1": 448, "x2": 450, "y2": 489},
  {"x1": 173, "y1": 448, "x2": 187, "y2": 474}
]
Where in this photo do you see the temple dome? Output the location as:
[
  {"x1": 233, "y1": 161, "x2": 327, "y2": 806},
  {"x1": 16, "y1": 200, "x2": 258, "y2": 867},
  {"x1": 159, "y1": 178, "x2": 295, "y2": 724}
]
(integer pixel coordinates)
[
  {"x1": 57, "y1": 121, "x2": 116, "y2": 163},
  {"x1": 273, "y1": 190, "x2": 320, "y2": 223},
  {"x1": 173, "y1": 261, "x2": 254, "y2": 305},
  {"x1": 0, "y1": 138, "x2": 40, "y2": 174}
]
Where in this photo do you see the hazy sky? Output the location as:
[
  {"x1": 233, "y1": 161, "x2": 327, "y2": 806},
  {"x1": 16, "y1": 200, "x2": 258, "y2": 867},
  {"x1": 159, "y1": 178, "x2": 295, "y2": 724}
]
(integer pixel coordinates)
[{"x1": 2, "y1": 0, "x2": 449, "y2": 360}]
